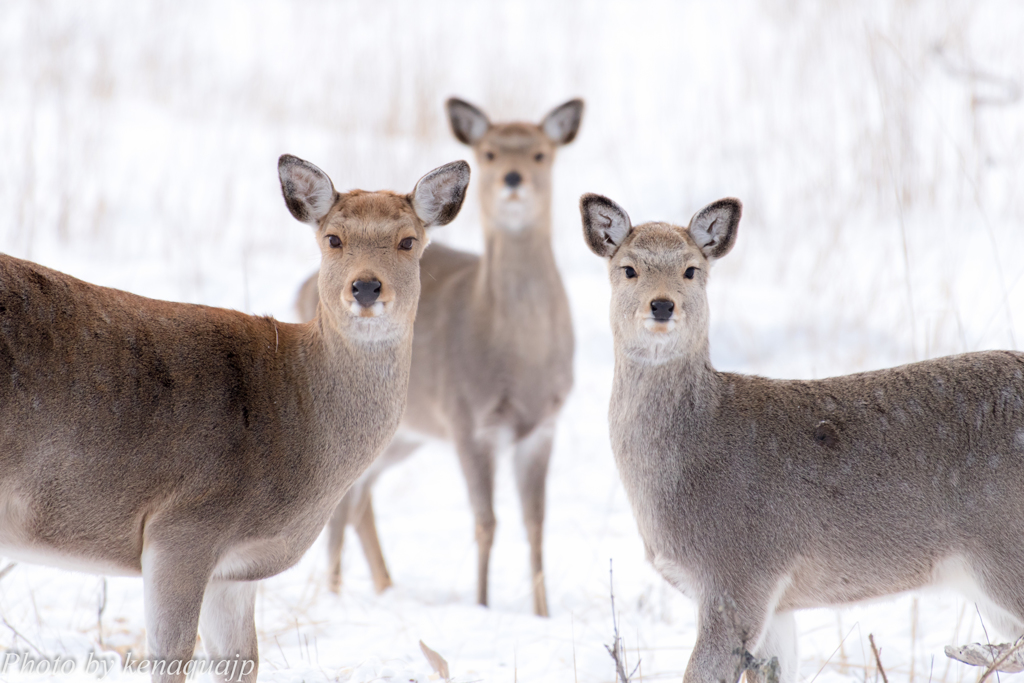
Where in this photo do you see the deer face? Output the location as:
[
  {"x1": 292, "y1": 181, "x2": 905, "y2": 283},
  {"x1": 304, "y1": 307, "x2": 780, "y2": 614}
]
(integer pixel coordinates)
[
  {"x1": 279, "y1": 155, "x2": 470, "y2": 344},
  {"x1": 580, "y1": 194, "x2": 742, "y2": 364},
  {"x1": 447, "y1": 98, "x2": 583, "y2": 233}
]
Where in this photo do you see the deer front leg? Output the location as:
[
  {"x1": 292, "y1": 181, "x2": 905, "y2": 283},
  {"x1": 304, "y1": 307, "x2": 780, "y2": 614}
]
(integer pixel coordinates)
[
  {"x1": 453, "y1": 432, "x2": 497, "y2": 608},
  {"x1": 684, "y1": 593, "x2": 773, "y2": 683},
  {"x1": 141, "y1": 542, "x2": 216, "y2": 683},
  {"x1": 198, "y1": 579, "x2": 258, "y2": 683},
  {"x1": 514, "y1": 419, "x2": 556, "y2": 617}
]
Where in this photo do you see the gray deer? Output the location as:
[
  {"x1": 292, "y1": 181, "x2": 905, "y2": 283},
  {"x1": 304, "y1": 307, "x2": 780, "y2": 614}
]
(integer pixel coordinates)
[
  {"x1": 0, "y1": 155, "x2": 469, "y2": 682},
  {"x1": 295, "y1": 98, "x2": 582, "y2": 616},
  {"x1": 580, "y1": 192, "x2": 1024, "y2": 683}
]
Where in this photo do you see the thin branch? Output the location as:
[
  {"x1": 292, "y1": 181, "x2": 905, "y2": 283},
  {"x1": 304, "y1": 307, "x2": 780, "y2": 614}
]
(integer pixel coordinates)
[
  {"x1": 869, "y1": 634, "x2": 888, "y2": 683},
  {"x1": 1, "y1": 615, "x2": 44, "y2": 656}
]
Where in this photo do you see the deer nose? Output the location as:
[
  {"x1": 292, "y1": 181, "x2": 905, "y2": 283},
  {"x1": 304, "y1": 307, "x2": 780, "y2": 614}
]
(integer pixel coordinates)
[
  {"x1": 650, "y1": 299, "x2": 675, "y2": 321},
  {"x1": 352, "y1": 279, "x2": 382, "y2": 307},
  {"x1": 504, "y1": 171, "x2": 522, "y2": 188}
]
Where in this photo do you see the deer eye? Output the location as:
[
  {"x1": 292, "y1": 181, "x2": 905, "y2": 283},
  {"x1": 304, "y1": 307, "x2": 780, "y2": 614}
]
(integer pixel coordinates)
[
  {"x1": 327, "y1": 235, "x2": 342, "y2": 249},
  {"x1": 399, "y1": 237, "x2": 415, "y2": 251},
  {"x1": 684, "y1": 266, "x2": 696, "y2": 279},
  {"x1": 485, "y1": 151, "x2": 495, "y2": 161},
  {"x1": 623, "y1": 266, "x2": 637, "y2": 279},
  {"x1": 535, "y1": 152, "x2": 544, "y2": 162}
]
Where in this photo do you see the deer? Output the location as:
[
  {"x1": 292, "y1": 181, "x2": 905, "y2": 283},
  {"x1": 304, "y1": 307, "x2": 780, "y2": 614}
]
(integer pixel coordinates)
[
  {"x1": 0, "y1": 154, "x2": 470, "y2": 682},
  {"x1": 579, "y1": 192, "x2": 1024, "y2": 683},
  {"x1": 295, "y1": 97, "x2": 583, "y2": 616}
]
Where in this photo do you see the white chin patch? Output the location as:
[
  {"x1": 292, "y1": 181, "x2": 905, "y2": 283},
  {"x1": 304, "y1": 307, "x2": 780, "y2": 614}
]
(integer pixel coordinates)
[
  {"x1": 495, "y1": 194, "x2": 532, "y2": 232},
  {"x1": 643, "y1": 317, "x2": 677, "y2": 333},
  {"x1": 349, "y1": 301, "x2": 387, "y2": 318}
]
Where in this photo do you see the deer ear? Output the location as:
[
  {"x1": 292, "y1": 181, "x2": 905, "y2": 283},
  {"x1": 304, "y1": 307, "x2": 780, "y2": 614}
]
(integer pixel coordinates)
[
  {"x1": 688, "y1": 198, "x2": 742, "y2": 261},
  {"x1": 446, "y1": 98, "x2": 491, "y2": 145},
  {"x1": 279, "y1": 154, "x2": 337, "y2": 225},
  {"x1": 541, "y1": 99, "x2": 584, "y2": 145},
  {"x1": 411, "y1": 160, "x2": 471, "y2": 227},
  {"x1": 580, "y1": 193, "x2": 632, "y2": 258}
]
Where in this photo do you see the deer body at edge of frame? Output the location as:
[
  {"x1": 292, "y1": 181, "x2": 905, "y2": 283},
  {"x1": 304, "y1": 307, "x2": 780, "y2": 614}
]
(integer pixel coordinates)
[
  {"x1": 297, "y1": 97, "x2": 583, "y2": 616},
  {"x1": 0, "y1": 155, "x2": 470, "y2": 683},
  {"x1": 580, "y1": 192, "x2": 1024, "y2": 683}
]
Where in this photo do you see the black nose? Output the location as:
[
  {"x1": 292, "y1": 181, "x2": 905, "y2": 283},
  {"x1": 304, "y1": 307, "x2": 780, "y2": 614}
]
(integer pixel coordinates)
[
  {"x1": 504, "y1": 171, "x2": 522, "y2": 188},
  {"x1": 352, "y1": 279, "x2": 382, "y2": 307},
  {"x1": 650, "y1": 299, "x2": 675, "y2": 321}
]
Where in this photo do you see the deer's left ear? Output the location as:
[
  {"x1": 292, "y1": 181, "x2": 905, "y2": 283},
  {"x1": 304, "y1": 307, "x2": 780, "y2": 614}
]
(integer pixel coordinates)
[
  {"x1": 688, "y1": 198, "x2": 742, "y2": 261},
  {"x1": 541, "y1": 99, "x2": 584, "y2": 146}
]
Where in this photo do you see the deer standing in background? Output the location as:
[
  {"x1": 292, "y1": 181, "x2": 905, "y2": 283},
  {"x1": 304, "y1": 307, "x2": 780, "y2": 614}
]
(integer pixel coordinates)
[
  {"x1": 580, "y1": 193, "x2": 1024, "y2": 683},
  {"x1": 0, "y1": 155, "x2": 469, "y2": 682},
  {"x1": 296, "y1": 98, "x2": 582, "y2": 616}
]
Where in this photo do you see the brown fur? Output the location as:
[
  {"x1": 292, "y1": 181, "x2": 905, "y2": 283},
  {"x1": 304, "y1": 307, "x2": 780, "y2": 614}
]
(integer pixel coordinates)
[
  {"x1": 297, "y1": 98, "x2": 583, "y2": 616},
  {"x1": 0, "y1": 155, "x2": 469, "y2": 683},
  {"x1": 581, "y1": 193, "x2": 1024, "y2": 683}
]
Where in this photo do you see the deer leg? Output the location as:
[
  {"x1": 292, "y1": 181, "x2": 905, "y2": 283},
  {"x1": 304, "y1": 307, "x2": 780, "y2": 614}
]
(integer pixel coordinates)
[
  {"x1": 513, "y1": 420, "x2": 555, "y2": 617},
  {"x1": 325, "y1": 493, "x2": 351, "y2": 594},
  {"x1": 454, "y1": 434, "x2": 497, "y2": 608},
  {"x1": 750, "y1": 611, "x2": 797, "y2": 683},
  {"x1": 141, "y1": 542, "x2": 216, "y2": 683},
  {"x1": 341, "y1": 435, "x2": 422, "y2": 593},
  {"x1": 198, "y1": 579, "x2": 258, "y2": 683},
  {"x1": 353, "y1": 492, "x2": 392, "y2": 593},
  {"x1": 684, "y1": 592, "x2": 773, "y2": 683}
]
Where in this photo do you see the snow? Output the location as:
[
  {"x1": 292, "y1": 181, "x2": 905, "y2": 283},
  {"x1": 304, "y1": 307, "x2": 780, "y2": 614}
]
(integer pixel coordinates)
[{"x1": 2, "y1": 1, "x2": 1024, "y2": 681}]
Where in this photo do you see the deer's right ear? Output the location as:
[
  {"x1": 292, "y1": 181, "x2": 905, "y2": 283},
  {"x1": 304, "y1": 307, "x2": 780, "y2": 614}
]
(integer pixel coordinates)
[
  {"x1": 411, "y1": 160, "x2": 471, "y2": 227},
  {"x1": 446, "y1": 98, "x2": 491, "y2": 145},
  {"x1": 581, "y1": 193, "x2": 632, "y2": 258},
  {"x1": 279, "y1": 155, "x2": 337, "y2": 225}
]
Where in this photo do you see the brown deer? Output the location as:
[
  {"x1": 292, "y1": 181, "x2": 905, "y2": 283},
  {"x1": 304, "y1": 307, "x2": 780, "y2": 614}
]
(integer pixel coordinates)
[
  {"x1": 0, "y1": 154, "x2": 470, "y2": 682},
  {"x1": 580, "y1": 192, "x2": 1024, "y2": 683},
  {"x1": 296, "y1": 97, "x2": 583, "y2": 616}
]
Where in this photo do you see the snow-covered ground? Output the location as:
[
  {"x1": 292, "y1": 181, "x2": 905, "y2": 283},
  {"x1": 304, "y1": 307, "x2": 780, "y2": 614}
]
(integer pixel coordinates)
[{"x1": 2, "y1": 1, "x2": 1024, "y2": 681}]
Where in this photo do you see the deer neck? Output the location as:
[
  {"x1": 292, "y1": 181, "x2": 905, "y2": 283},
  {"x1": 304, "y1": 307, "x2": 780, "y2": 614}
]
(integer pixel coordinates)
[
  {"x1": 475, "y1": 204, "x2": 561, "y2": 314},
  {"x1": 303, "y1": 316, "x2": 413, "y2": 471},
  {"x1": 610, "y1": 339, "x2": 721, "y2": 464}
]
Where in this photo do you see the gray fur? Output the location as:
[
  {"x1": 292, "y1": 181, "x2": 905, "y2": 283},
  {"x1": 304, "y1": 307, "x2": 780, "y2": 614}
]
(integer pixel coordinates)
[
  {"x1": 297, "y1": 99, "x2": 583, "y2": 616},
  {"x1": 582, "y1": 193, "x2": 1024, "y2": 683}
]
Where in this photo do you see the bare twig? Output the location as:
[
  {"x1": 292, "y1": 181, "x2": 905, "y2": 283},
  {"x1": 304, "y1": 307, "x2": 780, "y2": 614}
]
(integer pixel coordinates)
[
  {"x1": 571, "y1": 614, "x2": 578, "y2": 683},
  {"x1": 605, "y1": 559, "x2": 635, "y2": 683},
  {"x1": 869, "y1": 634, "x2": 889, "y2": 683},
  {"x1": 97, "y1": 577, "x2": 108, "y2": 648},
  {"x1": 1, "y1": 615, "x2": 44, "y2": 656}
]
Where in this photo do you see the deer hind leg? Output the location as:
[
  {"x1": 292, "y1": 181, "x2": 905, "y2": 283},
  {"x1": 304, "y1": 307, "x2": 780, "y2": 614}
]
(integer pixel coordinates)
[
  {"x1": 325, "y1": 493, "x2": 352, "y2": 593},
  {"x1": 325, "y1": 435, "x2": 422, "y2": 594},
  {"x1": 198, "y1": 579, "x2": 258, "y2": 683},
  {"x1": 354, "y1": 493, "x2": 392, "y2": 593},
  {"x1": 453, "y1": 431, "x2": 498, "y2": 608},
  {"x1": 973, "y1": 546, "x2": 1024, "y2": 637},
  {"x1": 141, "y1": 541, "x2": 216, "y2": 683},
  {"x1": 943, "y1": 550, "x2": 1024, "y2": 675},
  {"x1": 513, "y1": 419, "x2": 556, "y2": 617}
]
